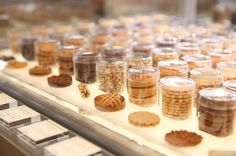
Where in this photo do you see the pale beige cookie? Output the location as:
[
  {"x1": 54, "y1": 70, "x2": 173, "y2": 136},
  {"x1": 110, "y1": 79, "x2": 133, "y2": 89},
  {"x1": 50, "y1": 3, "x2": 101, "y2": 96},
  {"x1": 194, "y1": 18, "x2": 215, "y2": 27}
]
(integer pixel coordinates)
[{"x1": 128, "y1": 111, "x2": 160, "y2": 127}]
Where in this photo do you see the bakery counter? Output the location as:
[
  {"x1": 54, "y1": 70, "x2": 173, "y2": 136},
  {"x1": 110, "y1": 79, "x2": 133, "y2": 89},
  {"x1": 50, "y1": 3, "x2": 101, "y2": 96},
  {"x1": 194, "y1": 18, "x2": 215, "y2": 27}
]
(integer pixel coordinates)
[
  {"x1": 0, "y1": 67, "x2": 161, "y2": 156},
  {"x1": 1, "y1": 50, "x2": 236, "y2": 156}
]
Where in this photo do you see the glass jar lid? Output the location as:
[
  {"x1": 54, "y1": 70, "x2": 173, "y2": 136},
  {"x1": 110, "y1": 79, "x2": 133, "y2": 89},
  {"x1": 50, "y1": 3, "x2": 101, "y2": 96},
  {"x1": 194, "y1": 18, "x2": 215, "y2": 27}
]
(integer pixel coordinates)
[
  {"x1": 74, "y1": 51, "x2": 101, "y2": 62},
  {"x1": 160, "y1": 76, "x2": 195, "y2": 89},
  {"x1": 158, "y1": 60, "x2": 187, "y2": 68},
  {"x1": 217, "y1": 62, "x2": 236, "y2": 70},
  {"x1": 190, "y1": 68, "x2": 223, "y2": 78},
  {"x1": 156, "y1": 36, "x2": 178, "y2": 47},
  {"x1": 103, "y1": 46, "x2": 129, "y2": 57},
  {"x1": 182, "y1": 54, "x2": 210, "y2": 62},
  {"x1": 199, "y1": 88, "x2": 236, "y2": 105},
  {"x1": 129, "y1": 66, "x2": 159, "y2": 76},
  {"x1": 152, "y1": 47, "x2": 177, "y2": 55},
  {"x1": 208, "y1": 49, "x2": 233, "y2": 57},
  {"x1": 177, "y1": 42, "x2": 200, "y2": 51},
  {"x1": 223, "y1": 80, "x2": 236, "y2": 92}
]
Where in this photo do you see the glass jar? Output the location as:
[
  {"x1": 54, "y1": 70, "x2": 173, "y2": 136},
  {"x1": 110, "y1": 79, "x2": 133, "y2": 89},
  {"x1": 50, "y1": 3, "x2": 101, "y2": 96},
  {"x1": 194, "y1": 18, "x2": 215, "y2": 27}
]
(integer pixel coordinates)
[
  {"x1": 32, "y1": 26, "x2": 51, "y2": 37},
  {"x1": 190, "y1": 68, "x2": 223, "y2": 105},
  {"x1": 217, "y1": 62, "x2": 236, "y2": 80},
  {"x1": 198, "y1": 88, "x2": 236, "y2": 137},
  {"x1": 127, "y1": 52, "x2": 152, "y2": 70},
  {"x1": 109, "y1": 37, "x2": 132, "y2": 48},
  {"x1": 182, "y1": 54, "x2": 211, "y2": 70},
  {"x1": 200, "y1": 38, "x2": 224, "y2": 55},
  {"x1": 98, "y1": 59, "x2": 126, "y2": 93},
  {"x1": 177, "y1": 42, "x2": 200, "y2": 58},
  {"x1": 158, "y1": 60, "x2": 188, "y2": 78},
  {"x1": 35, "y1": 39, "x2": 57, "y2": 66},
  {"x1": 156, "y1": 37, "x2": 177, "y2": 48},
  {"x1": 128, "y1": 67, "x2": 159, "y2": 106},
  {"x1": 132, "y1": 42, "x2": 154, "y2": 54},
  {"x1": 208, "y1": 49, "x2": 234, "y2": 68},
  {"x1": 20, "y1": 36, "x2": 37, "y2": 61},
  {"x1": 78, "y1": 21, "x2": 95, "y2": 35},
  {"x1": 90, "y1": 30, "x2": 110, "y2": 45},
  {"x1": 63, "y1": 35, "x2": 86, "y2": 47},
  {"x1": 223, "y1": 80, "x2": 236, "y2": 93},
  {"x1": 58, "y1": 45, "x2": 77, "y2": 75},
  {"x1": 102, "y1": 46, "x2": 129, "y2": 61},
  {"x1": 160, "y1": 77, "x2": 195, "y2": 120},
  {"x1": 73, "y1": 51, "x2": 101, "y2": 83},
  {"x1": 152, "y1": 47, "x2": 178, "y2": 67}
]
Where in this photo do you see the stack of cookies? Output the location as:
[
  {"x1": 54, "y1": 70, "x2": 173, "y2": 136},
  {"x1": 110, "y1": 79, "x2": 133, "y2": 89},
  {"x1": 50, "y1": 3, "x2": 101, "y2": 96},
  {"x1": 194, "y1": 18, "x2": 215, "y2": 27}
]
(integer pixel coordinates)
[
  {"x1": 198, "y1": 88, "x2": 236, "y2": 137},
  {"x1": 190, "y1": 68, "x2": 223, "y2": 105},
  {"x1": 36, "y1": 39, "x2": 57, "y2": 66},
  {"x1": 158, "y1": 60, "x2": 188, "y2": 78},
  {"x1": 58, "y1": 45, "x2": 77, "y2": 75},
  {"x1": 128, "y1": 67, "x2": 159, "y2": 106},
  {"x1": 63, "y1": 35, "x2": 86, "y2": 47},
  {"x1": 160, "y1": 77, "x2": 195, "y2": 120}
]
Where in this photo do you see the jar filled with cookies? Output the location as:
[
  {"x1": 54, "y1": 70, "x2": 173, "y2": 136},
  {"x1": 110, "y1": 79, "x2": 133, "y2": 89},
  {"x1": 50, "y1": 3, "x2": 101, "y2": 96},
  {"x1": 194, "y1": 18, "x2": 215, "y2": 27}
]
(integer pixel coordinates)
[
  {"x1": 156, "y1": 36, "x2": 177, "y2": 48},
  {"x1": 198, "y1": 88, "x2": 236, "y2": 137},
  {"x1": 158, "y1": 60, "x2": 188, "y2": 78},
  {"x1": 63, "y1": 35, "x2": 86, "y2": 47},
  {"x1": 127, "y1": 52, "x2": 152, "y2": 70},
  {"x1": 190, "y1": 68, "x2": 223, "y2": 105},
  {"x1": 102, "y1": 46, "x2": 129, "y2": 61},
  {"x1": 177, "y1": 42, "x2": 200, "y2": 58},
  {"x1": 223, "y1": 80, "x2": 236, "y2": 93},
  {"x1": 128, "y1": 67, "x2": 159, "y2": 106},
  {"x1": 73, "y1": 51, "x2": 101, "y2": 83},
  {"x1": 78, "y1": 21, "x2": 96, "y2": 36},
  {"x1": 160, "y1": 77, "x2": 195, "y2": 120},
  {"x1": 132, "y1": 42, "x2": 155, "y2": 54},
  {"x1": 217, "y1": 62, "x2": 236, "y2": 80},
  {"x1": 58, "y1": 45, "x2": 77, "y2": 75},
  {"x1": 152, "y1": 47, "x2": 178, "y2": 67},
  {"x1": 98, "y1": 59, "x2": 126, "y2": 93},
  {"x1": 208, "y1": 49, "x2": 234, "y2": 68},
  {"x1": 35, "y1": 39, "x2": 58, "y2": 66},
  {"x1": 20, "y1": 35, "x2": 37, "y2": 61},
  {"x1": 182, "y1": 54, "x2": 211, "y2": 70},
  {"x1": 90, "y1": 29, "x2": 110, "y2": 45},
  {"x1": 200, "y1": 38, "x2": 224, "y2": 55}
]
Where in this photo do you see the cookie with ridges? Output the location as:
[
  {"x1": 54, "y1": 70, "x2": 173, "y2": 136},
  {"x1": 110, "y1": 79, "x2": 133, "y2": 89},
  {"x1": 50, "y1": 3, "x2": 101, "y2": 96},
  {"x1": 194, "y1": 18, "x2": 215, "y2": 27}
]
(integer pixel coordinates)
[
  {"x1": 128, "y1": 111, "x2": 160, "y2": 127},
  {"x1": 165, "y1": 130, "x2": 202, "y2": 146}
]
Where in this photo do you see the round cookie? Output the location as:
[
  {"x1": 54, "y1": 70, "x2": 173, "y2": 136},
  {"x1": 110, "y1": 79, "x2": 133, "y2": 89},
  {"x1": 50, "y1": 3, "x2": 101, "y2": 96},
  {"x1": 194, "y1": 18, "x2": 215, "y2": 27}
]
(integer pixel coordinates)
[
  {"x1": 47, "y1": 74, "x2": 72, "y2": 87},
  {"x1": 128, "y1": 111, "x2": 160, "y2": 127},
  {"x1": 6, "y1": 60, "x2": 27, "y2": 69},
  {"x1": 29, "y1": 66, "x2": 52, "y2": 76},
  {"x1": 94, "y1": 94, "x2": 125, "y2": 112},
  {"x1": 165, "y1": 130, "x2": 203, "y2": 146}
]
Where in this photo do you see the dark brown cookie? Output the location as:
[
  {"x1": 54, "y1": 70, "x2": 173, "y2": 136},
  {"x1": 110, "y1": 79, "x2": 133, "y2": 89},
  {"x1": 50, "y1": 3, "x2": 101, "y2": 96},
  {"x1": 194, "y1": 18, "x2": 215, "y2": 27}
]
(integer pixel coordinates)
[
  {"x1": 47, "y1": 74, "x2": 72, "y2": 87},
  {"x1": 165, "y1": 130, "x2": 203, "y2": 146}
]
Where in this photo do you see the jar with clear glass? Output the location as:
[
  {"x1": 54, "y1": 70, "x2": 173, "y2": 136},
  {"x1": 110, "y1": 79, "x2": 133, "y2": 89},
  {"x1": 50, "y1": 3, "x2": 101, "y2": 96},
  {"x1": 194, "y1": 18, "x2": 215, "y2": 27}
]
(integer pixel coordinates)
[
  {"x1": 20, "y1": 36, "x2": 37, "y2": 61},
  {"x1": 208, "y1": 49, "x2": 234, "y2": 68},
  {"x1": 132, "y1": 42, "x2": 154, "y2": 54},
  {"x1": 58, "y1": 45, "x2": 77, "y2": 75},
  {"x1": 98, "y1": 59, "x2": 126, "y2": 93},
  {"x1": 128, "y1": 67, "x2": 159, "y2": 106},
  {"x1": 198, "y1": 88, "x2": 236, "y2": 137},
  {"x1": 102, "y1": 46, "x2": 129, "y2": 61},
  {"x1": 158, "y1": 60, "x2": 188, "y2": 78},
  {"x1": 152, "y1": 47, "x2": 178, "y2": 67},
  {"x1": 177, "y1": 42, "x2": 200, "y2": 58},
  {"x1": 127, "y1": 52, "x2": 152, "y2": 70},
  {"x1": 78, "y1": 21, "x2": 95, "y2": 35},
  {"x1": 200, "y1": 38, "x2": 224, "y2": 55},
  {"x1": 35, "y1": 39, "x2": 58, "y2": 66},
  {"x1": 217, "y1": 61, "x2": 236, "y2": 80},
  {"x1": 63, "y1": 35, "x2": 86, "y2": 47},
  {"x1": 190, "y1": 68, "x2": 223, "y2": 105},
  {"x1": 182, "y1": 54, "x2": 211, "y2": 70},
  {"x1": 223, "y1": 80, "x2": 236, "y2": 93},
  {"x1": 156, "y1": 37, "x2": 177, "y2": 48},
  {"x1": 160, "y1": 77, "x2": 195, "y2": 120},
  {"x1": 8, "y1": 29, "x2": 26, "y2": 53},
  {"x1": 73, "y1": 51, "x2": 101, "y2": 83}
]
